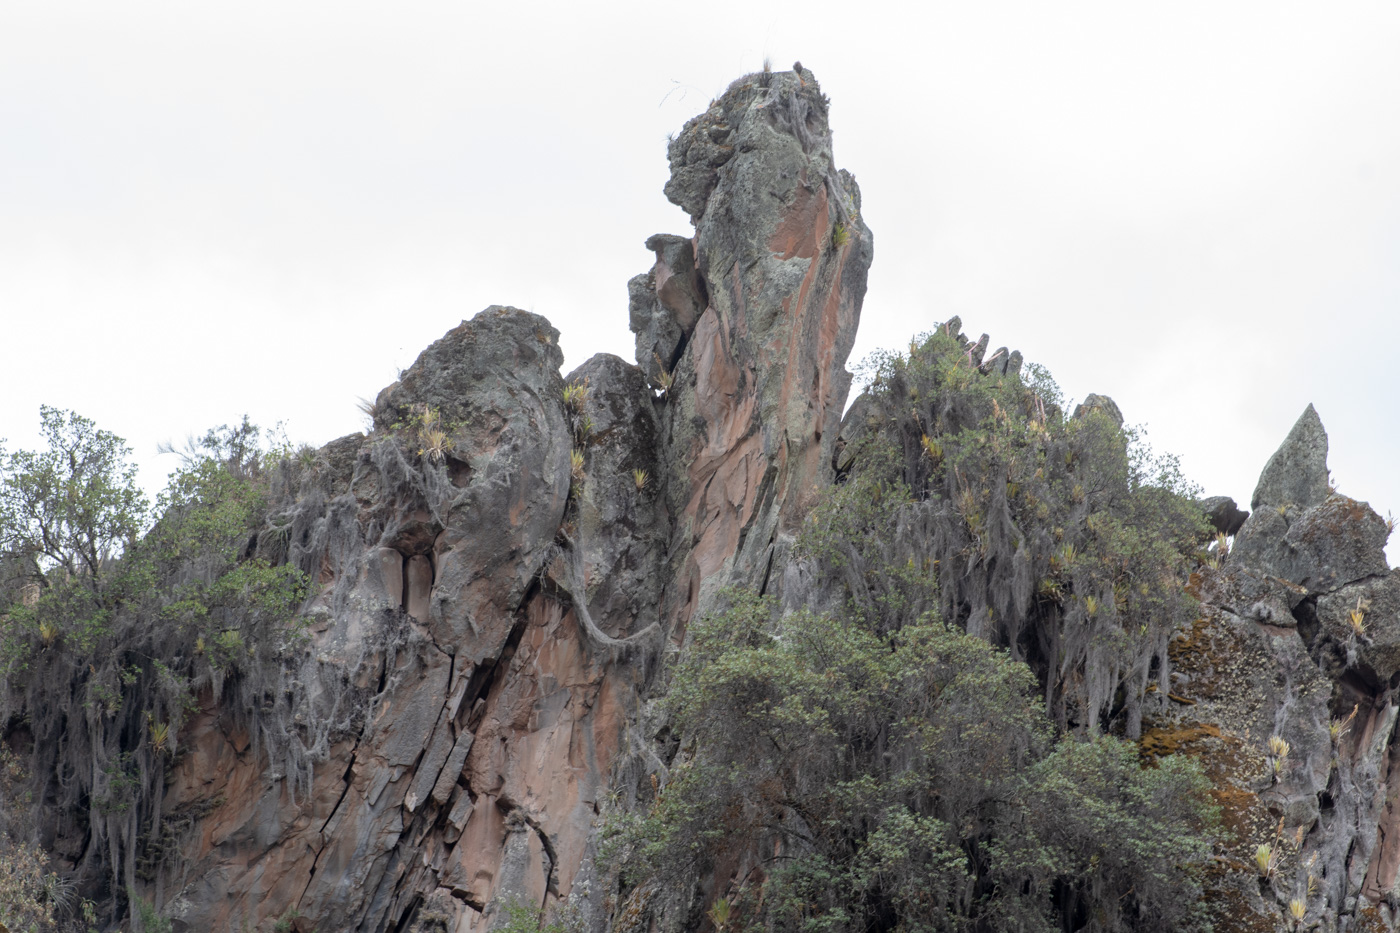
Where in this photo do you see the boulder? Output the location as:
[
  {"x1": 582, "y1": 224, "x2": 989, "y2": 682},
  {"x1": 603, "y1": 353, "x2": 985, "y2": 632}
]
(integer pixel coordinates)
[
  {"x1": 1233, "y1": 494, "x2": 1388, "y2": 593},
  {"x1": 1199, "y1": 495, "x2": 1250, "y2": 537},
  {"x1": 1072, "y1": 393, "x2": 1124, "y2": 427},
  {"x1": 1315, "y1": 569, "x2": 1400, "y2": 685}
]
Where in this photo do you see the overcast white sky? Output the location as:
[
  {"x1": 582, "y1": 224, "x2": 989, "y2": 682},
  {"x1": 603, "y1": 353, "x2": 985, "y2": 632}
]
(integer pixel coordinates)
[{"x1": 3, "y1": 2, "x2": 1397, "y2": 560}]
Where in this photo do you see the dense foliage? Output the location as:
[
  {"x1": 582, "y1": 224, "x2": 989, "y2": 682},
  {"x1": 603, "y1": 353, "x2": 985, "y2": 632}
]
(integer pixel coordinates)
[
  {"x1": 614, "y1": 592, "x2": 1216, "y2": 933},
  {"x1": 813, "y1": 324, "x2": 1209, "y2": 735},
  {"x1": 0, "y1": 413, "x2": 309, "y2": 927},
  {"x1": 610, "y1": 326, "x2": 1218, "y2": 933}
]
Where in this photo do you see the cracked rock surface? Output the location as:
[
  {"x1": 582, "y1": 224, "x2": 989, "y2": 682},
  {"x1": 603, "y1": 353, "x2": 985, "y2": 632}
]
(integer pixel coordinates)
[
  {"x1": 122, "y1": 70, "x2": 1400, "y2": 933},
  {"x1": 152, "y1": 67, "x2": 872, "y2": 933}
]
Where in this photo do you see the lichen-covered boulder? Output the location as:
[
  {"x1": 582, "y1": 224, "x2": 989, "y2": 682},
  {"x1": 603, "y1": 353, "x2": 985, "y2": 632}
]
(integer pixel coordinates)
[
  {"x1": 1250, "y1": 404, "x2": 1330, "y2": 513},
  {"x1": 1072, "y1": 393, "x2": 1124, "y2": 426}
]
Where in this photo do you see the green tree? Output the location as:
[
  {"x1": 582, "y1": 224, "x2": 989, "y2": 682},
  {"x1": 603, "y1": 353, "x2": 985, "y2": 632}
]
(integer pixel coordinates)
[
  {"x1": 613, "y1": 591, "x2": 1217, "y2": 933},
  {"x1": 0, "y1": 407, "x2": 147, "y2": 589},
  {"x1": 612, "y1": 326, "x2": 1217, "y2": 932},
  {"x1": 0, "y1": 410, "x2": 310, "y2": 925}
]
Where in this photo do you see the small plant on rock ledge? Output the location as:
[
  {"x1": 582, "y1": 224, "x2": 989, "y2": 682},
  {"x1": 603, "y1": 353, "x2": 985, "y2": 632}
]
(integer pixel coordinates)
[
  {"x1": 419, "y1": 428, "x2": 451, "y2": 464},
  {"x1": 1255, "y1": 842, "x2": 1275, "y2": 878},
  {"x1": 650, "y1": 353, "x2": 675, "y2": 399},
  {"x1": 1349, "y1": 598, "x2": 1368, "y2": 637}
]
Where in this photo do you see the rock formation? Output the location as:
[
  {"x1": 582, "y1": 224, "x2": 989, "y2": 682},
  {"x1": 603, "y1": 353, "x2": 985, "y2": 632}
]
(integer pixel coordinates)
[
  {"x1": 144, "y1": 66, "x2": 873, "y2": 932},
  {"x1": 11, "y1": 67, "x2": 1397, "y2": 933},
  {"x1": 1158, "y1": 407, "x2": 1397, "y2": 932}
]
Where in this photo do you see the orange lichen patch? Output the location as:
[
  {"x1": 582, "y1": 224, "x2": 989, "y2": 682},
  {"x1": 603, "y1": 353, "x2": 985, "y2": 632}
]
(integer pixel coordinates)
[
  {"x1": 1139, "y1": 721, "x2": 1265, "y2": 844},
  {"x1": 1139, "y1": 722, "x2": 1222, "y2": 759},
  {"x1": 1210, "y1": 784, "x2": 1266, "y2": 846},
  {"x1": 1170, "y1": 617, "x2": 1220, "y2": 697},
  {"x1": 1353, "y1": 903, "x2": 1390, "y2": 933}
]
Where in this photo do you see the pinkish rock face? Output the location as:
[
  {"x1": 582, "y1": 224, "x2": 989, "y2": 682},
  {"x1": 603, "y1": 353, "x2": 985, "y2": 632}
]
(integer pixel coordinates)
[
  {"x1": 16, "y1": 70, "x2": 1400, "y2": 933},
  {"x1": 141, "y1": 68, "x2": 871, "y2": 933}
]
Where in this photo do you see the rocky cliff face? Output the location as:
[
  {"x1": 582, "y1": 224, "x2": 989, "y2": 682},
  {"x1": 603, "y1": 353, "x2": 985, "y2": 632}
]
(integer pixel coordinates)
[
  {"x1": 1153, "y1": 406, "x2": 1399, "y2": 932},
  {"x1": 117, "y1": 69, "x2": 1398, "y2": 933},
  {"x1": 151, "y1": 67, "x2": 872, "y2": 932}
]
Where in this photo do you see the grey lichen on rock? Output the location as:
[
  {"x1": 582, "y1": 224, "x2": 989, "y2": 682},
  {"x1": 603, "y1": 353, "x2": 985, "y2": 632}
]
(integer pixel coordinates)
[
  {"x1": 1072, "y1": 393, "x2": 1124, "y2": 427},
  {"x1": 1249, "y1": 403, "x2": 1329, "y2": 513}
]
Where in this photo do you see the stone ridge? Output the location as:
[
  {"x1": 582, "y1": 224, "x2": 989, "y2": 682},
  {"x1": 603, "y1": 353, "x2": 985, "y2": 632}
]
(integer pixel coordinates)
[
  {"x1": 1173, "y1": 405, "x2": 1398, "y2": 931},
  {"x1": 130, "y1": 70, "x2": 1400, "y2": 933},
  {"x1": 148, "y1": 66, "x2": 873, "y2": 933}
]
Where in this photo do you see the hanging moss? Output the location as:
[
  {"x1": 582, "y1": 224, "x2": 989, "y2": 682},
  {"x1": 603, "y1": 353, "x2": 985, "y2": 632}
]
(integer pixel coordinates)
[
  {"x1": 810, "y1": 324, "x2": 1209, "y2": 736},
  {"x1": 0, "y1": 420, "x2": 333, "y2": 921}
]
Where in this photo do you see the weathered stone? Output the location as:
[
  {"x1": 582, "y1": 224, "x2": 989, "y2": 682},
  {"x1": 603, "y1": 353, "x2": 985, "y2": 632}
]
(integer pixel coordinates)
[
  {"x1": 1316, "y1": 570, "x2": 1400, "y2": 685},
  {"x1": 431, "y1": 732, "x2": 474, "y2": 807},
  {"x1": 653, "y1": 66, "x2": 871, "y2": 630},
  {"x1": 1280, "y1": 495, "x2": 1390, "y2": 592},
  {"x1": 645, "y1": 233, "x2": 705, "y2": 334},
  {"x1": 967, "y1": 333, "x2": 989, "y2": 367},
  {"x1": 564, "y1": 353, "x2": 668, "y2": 640},
  {"x1": 132, "y1": 70, "x2": 872, "y2": 929},
  {"x1": 1250, "y1": 403, "x2": 1330, "y2": 513},
  {"x1": 628, "y1": 271, "x2": 682, "y2": 387},
  {"x1": 1072, "y1": 393, "x2": 1124, "y2": 426},
  {"x1": 1199, "y1": 495, "x2": 1249, "y2": 537},
  {"x1": 1229, "y1": 503, "x2": 1291, "y2": 572},
  {"x1": 1233, "y1": 494, "x2": 1388, "y2": 593},
  {"x1": 979, "y1": 346, "x2": 1009, "y2": 374}
]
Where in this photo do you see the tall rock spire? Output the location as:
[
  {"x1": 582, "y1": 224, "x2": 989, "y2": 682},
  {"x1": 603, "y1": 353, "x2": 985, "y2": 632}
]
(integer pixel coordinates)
[{"x1": 633, "y1": 66, "x2": 874, "y2": 629}]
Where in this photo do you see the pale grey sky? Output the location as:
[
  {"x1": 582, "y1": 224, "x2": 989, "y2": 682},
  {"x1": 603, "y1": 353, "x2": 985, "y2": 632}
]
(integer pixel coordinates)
[{"x1": 3, "y1": 1, "x2": 1397, "y2": 559}]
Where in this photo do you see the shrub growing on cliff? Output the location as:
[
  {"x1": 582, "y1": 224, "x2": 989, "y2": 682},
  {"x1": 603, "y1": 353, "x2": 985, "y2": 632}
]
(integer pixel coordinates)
[
  {"x1": 0, "y1": 411, "x2": 310, "y2": 923},
  {"x1": 612, "y1": 590, "x2": 1217, "y2": 933},
  {"x1": 611, "y1": 327, "x2": 1217, "y2": 931},
  {"x1": 816, "y1": 325, "x2": 1208, "y2": 735}
]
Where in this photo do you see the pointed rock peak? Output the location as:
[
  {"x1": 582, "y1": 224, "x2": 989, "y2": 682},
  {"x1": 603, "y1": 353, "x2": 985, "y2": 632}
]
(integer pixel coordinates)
[
  {"x1": 663, "y1": 66, "x2": 845, "y2": 224},
  {"x1": 1250, "y1": 403, "x2": 1330, "y2": 513},
  {"x1": 1072, "y1": 394, "x2": 1123, "y2": 427}
]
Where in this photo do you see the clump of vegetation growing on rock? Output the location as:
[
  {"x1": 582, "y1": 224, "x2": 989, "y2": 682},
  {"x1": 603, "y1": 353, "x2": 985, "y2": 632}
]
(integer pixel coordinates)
[
  {"x1": 0, "y1": 410, "x2": 313, "y2": 925},
  {"x1": 812, "y1": 324, "x2": 1209, "y2": 735},
  {"x1": 609, "y1": 590, "x2": 1219, "y2": 933},
  {"x1": 609, "y1": 325, "x2": 1217, "y2": 932}
]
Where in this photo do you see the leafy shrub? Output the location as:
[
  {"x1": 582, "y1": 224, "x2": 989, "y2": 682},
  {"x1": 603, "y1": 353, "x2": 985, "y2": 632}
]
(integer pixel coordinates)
[
  {"x1": 0, "y1": 411, "x2": 311, "y2": 921},
  {"x1": 612, "y1": 326, "x2": 1216, "y2": 932},
  {"x1": 816, "y1": 326, "x2": 1208, "y2": 735},
  {"x1": 0, "y1": 837, "x2": 74, "y2": 932},
  {"x1": 612, "y1": 590, "x2": 1218, "y2": 933}
]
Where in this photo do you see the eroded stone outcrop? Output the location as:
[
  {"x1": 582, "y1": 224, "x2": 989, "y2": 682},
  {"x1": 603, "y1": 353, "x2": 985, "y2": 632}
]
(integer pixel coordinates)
[
  {"x1": 143, "y1": 65, "x2": 870, "y2": 933},
  {"x1": 91, "y1": 67, "x2": 1400, "y2": 933},
  {"x1": 1157, "y1": 406, "x2": 1397, "y2": 932},
  {"x1": 648, "y1": 67, "x2": 872, "y2": 634}
]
